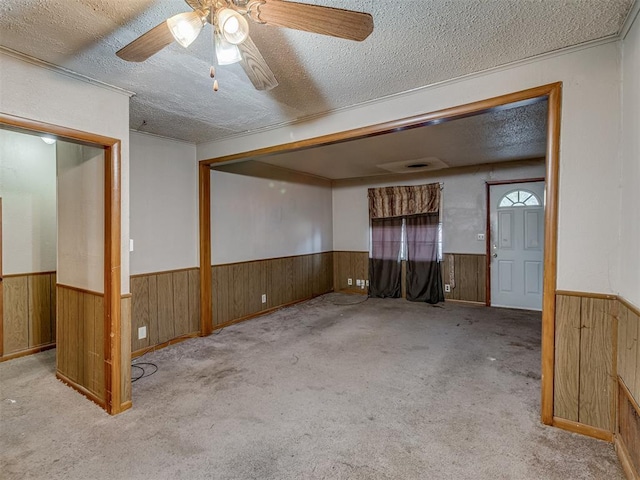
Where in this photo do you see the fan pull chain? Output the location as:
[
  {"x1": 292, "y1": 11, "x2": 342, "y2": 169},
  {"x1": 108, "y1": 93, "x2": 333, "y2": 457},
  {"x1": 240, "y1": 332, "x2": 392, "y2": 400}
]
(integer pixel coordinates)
[
  {"x1": 210, "y1": 9, "x2": 219, "y2": 92},
  {"x1": 211, "y1": 66, "x2": 218, "y2": 91}
]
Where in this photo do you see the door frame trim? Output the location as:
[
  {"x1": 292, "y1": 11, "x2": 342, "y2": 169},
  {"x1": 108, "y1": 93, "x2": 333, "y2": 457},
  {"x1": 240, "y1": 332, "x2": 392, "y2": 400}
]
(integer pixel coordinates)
[
  {"x1": 0, "y1": 113, "x2": 125, "y2": 415},
  {"x1": 198, "y1": 82, "x2": 562, "y2": 426},
  {"x1": 485, "y1": 177, "x2": 546, "y2": 307}
]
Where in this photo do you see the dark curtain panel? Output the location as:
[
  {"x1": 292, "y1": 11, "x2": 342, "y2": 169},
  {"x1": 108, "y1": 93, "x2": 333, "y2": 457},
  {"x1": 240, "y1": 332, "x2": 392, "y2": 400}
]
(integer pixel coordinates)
[
  {"x1": 405, "y1": 213, "x2": 444, "y2": 304},
  {"x1": 369, "y1": 217, "x2": 402, "y2": 298}
]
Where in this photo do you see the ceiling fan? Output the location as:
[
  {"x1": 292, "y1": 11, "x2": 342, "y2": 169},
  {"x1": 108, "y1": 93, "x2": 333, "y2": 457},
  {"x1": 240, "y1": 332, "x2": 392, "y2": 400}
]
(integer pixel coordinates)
[{"x1": 116, "y1": 0, "x2": 374, "y2": 91}]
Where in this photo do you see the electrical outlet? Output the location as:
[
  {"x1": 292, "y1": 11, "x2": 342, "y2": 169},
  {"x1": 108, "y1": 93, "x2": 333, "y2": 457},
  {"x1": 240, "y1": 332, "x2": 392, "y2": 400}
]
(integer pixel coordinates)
[
  {"x1": 348, "y1": 278, "x2": 353, "y2": 286},
  {"x1": 477, "y1": 233, "x2": 485, "y2": 241},
  {"x1": 138, "y1": 326, "x2": 147, "y2": 340},
  {"x1": 444, "y1": 284, "x2": 451, "y2": 293},
  {"x1": 356, "y1": 279, "x2": 361, "y2": 286},
  {"x1": 365, "y1": 280, "x2": 369, "y2": 287},
  {"x1": 261, "y1": 294, "x2": 267, "y2": 304}
]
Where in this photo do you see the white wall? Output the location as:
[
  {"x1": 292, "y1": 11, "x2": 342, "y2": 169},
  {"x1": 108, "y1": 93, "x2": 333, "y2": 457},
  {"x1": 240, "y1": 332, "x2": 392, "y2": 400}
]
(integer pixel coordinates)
[
  {"x1": 333, "y1": 160, "x2": 545, "y2": 253},
  {"x1": 56, "y1": 142, "x2": 104, "y2": 293},
  {"x1": 620, "y1": 14, "x2": 640, "y2": 307},
  {"x1": 199, "y1": 42, "x2": 622, "y2": 295},
  {"x1": 211, "y1": 162, "x2": 332, "y2": 264},
  {"x1": 129, "y1": 132, "x2": 198, "y2": 275},
  {"x1": 0, "y1": 130, "x2": 57, "y2": 274},
  {"x1": 0, "y1": 51, "x2": 131, "y2": 293}
]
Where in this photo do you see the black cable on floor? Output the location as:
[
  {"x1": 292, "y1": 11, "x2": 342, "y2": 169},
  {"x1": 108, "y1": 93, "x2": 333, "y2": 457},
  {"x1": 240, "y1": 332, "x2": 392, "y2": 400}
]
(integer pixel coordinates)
[{"x1": 131, "y1": 362, "x2": 158, "y2": 383}]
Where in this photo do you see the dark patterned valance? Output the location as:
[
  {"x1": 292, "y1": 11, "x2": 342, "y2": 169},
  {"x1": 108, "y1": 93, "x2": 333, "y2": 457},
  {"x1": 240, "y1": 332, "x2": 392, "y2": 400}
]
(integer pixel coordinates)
[{"x1": 368, "y1": 183, "x2": 440, "y2": 219}]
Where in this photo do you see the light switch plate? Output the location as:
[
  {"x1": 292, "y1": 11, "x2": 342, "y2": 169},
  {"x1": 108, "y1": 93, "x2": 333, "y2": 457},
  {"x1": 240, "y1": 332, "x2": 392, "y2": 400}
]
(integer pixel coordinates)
[{"x1": 138, "y1": 326, "x2": 147, "y2": 339}]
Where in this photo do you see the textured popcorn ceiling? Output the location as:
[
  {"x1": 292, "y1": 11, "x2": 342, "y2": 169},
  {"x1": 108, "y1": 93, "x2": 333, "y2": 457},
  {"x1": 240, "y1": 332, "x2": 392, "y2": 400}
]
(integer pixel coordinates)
[
  {"x1": 253, "y1": 100, "x2": 549, "y2": 179},
  {"x1": 0, "y1": 0, "x2": 634, "y2": 146}
]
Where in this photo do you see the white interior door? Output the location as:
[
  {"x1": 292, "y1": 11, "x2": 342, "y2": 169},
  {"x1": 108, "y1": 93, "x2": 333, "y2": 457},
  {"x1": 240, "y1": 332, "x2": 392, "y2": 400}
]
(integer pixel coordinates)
[{"x1": 490, "y1": 181, "x2": 545, "y2": 310}]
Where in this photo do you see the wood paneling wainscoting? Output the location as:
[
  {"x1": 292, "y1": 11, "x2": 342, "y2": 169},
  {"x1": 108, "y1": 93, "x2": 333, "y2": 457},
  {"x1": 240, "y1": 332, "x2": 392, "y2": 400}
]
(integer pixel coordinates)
[
  {"x1": 618, "y1": 298, "x2": 640, "y2": 413},
  {"x1": 56, "y1": 284, "x2": 106, "y2": 407},
  {"x1": 130, "y1": 268, "x2": 200, "y2": 357},
  {"x1": 617, "y1": 378, "x2": 640, "y2": 479},
  {"x1": 1, "y1": 272, "x2": 56, "y2": 360},
  {"x1": 120, "y1": 295, "x2": 132, "y2": 408},
  {"x1": 616, "y1": 297, "x2": 640, "y2": 479},
  {"x1": 442, "y1": 253, "x2": 486, "y2": 304},
  {"x1": 332, "y1": 252, "x2": 486, "y2": 302},
  {"x1": 333, "y1": 251, "x2": 368, "y2": 293},
  {"x1": 212, "y1": 252, "x2": 333, "y2": 328},
  {"x1": 553, "y1": 291, "x2": 617, "y2": 440}
]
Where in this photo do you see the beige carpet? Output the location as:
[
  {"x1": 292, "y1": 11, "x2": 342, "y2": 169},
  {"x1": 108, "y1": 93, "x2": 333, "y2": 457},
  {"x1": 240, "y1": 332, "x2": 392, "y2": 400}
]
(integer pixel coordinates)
[{"x1": 0, "y1": 295, "x2": 624, "y2": 479}]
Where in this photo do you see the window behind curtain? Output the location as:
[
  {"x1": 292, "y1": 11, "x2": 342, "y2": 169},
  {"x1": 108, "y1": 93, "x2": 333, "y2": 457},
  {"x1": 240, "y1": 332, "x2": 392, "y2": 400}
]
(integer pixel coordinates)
[
  {"x1": 367, "y1": 183, "x2": 442, "y2": 302},
  {"x1": 368, "y1": 217, "x2": 403, "y2": 298},
  {"x1": 405, "y1": 213, "x2": 444, "y2": 303},
  {"x1": 397, "y1": 218, "x2": 442, "y2": 261}
]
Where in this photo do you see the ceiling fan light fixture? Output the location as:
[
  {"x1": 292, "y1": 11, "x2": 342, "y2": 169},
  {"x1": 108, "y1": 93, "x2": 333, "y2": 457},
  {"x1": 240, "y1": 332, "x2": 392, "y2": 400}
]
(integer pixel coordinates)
[
  {"x1": 217, "y1": 8, "x2": 249, "y2": 45},
  {"x1": 215, "y1": 31, "x2": 242, "y2": 65},
  {"x1": 167, "y1": 10, "x2": 206, "y2": 48}
]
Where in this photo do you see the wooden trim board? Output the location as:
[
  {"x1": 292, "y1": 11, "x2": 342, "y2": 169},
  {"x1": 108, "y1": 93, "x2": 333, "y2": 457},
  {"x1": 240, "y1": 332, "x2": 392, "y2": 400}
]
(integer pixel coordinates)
[
  {"x1": 485, "y1": 177, "x2": 545, "y2": 186},
  {"x1": 541, "y1": 84, "x2": 562, "y2": 425},
  {"x1": 56, "y1": 283, "x2": 103, "y2": 297},
  {"x1": 213, "y1": 251, "x2": 342, "y2": 268},
  {"x1": 3, "y1": 271, "x2": 56, "y2": 278},
  {"x1": 556, "y1": 290, "x2": 618, "y2": 300},
  {"x1": 616, "y1": 435, "x2": 640, "y2": 480},
  {"x1": 619, "y1": 296, "x2": 640, "y2": 318},
  {"x1": 0, "y1": 113, "x2": 124, "y2": 415},
  {"x1": 552, "y1": 416, "x2": 613, "y2": 442},
  {"x1": 199, "y1": 163, "x2": 212, "y2": 336},
  {"x1": 130, "y1": 267, "x2": 198, "y2": 278},
  {"x1": 0, "y1": 343, "x2": 55, "y2": 363}
]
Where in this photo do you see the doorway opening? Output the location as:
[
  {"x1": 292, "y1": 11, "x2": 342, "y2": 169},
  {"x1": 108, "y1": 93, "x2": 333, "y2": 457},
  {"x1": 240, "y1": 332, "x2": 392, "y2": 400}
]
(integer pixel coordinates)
[
  {"x1": 198, "y1": 83, "x2": 562, "y2": 425},
  {"x1": 0, "y1": 115, "x2": 127, "y2": 414}
]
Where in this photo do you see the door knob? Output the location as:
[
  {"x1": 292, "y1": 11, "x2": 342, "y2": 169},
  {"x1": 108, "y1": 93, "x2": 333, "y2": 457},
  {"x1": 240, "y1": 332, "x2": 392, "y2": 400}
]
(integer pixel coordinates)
[{"x1": 492, "y1": 253, "x2": 498, "y2": 258}]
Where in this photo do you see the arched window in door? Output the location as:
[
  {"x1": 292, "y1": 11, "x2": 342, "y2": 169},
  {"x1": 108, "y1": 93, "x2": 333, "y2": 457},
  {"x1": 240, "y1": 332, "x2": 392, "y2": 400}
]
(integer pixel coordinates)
[{"x1": 498, "y1": 189, "x2": 541, "y2": 208}]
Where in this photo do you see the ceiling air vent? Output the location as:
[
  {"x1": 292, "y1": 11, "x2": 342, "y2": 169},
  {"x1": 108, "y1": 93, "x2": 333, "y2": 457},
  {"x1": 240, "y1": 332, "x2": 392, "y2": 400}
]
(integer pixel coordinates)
[{"x1": 377, "y1": 157, "x2": 448, "y2": 174}]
